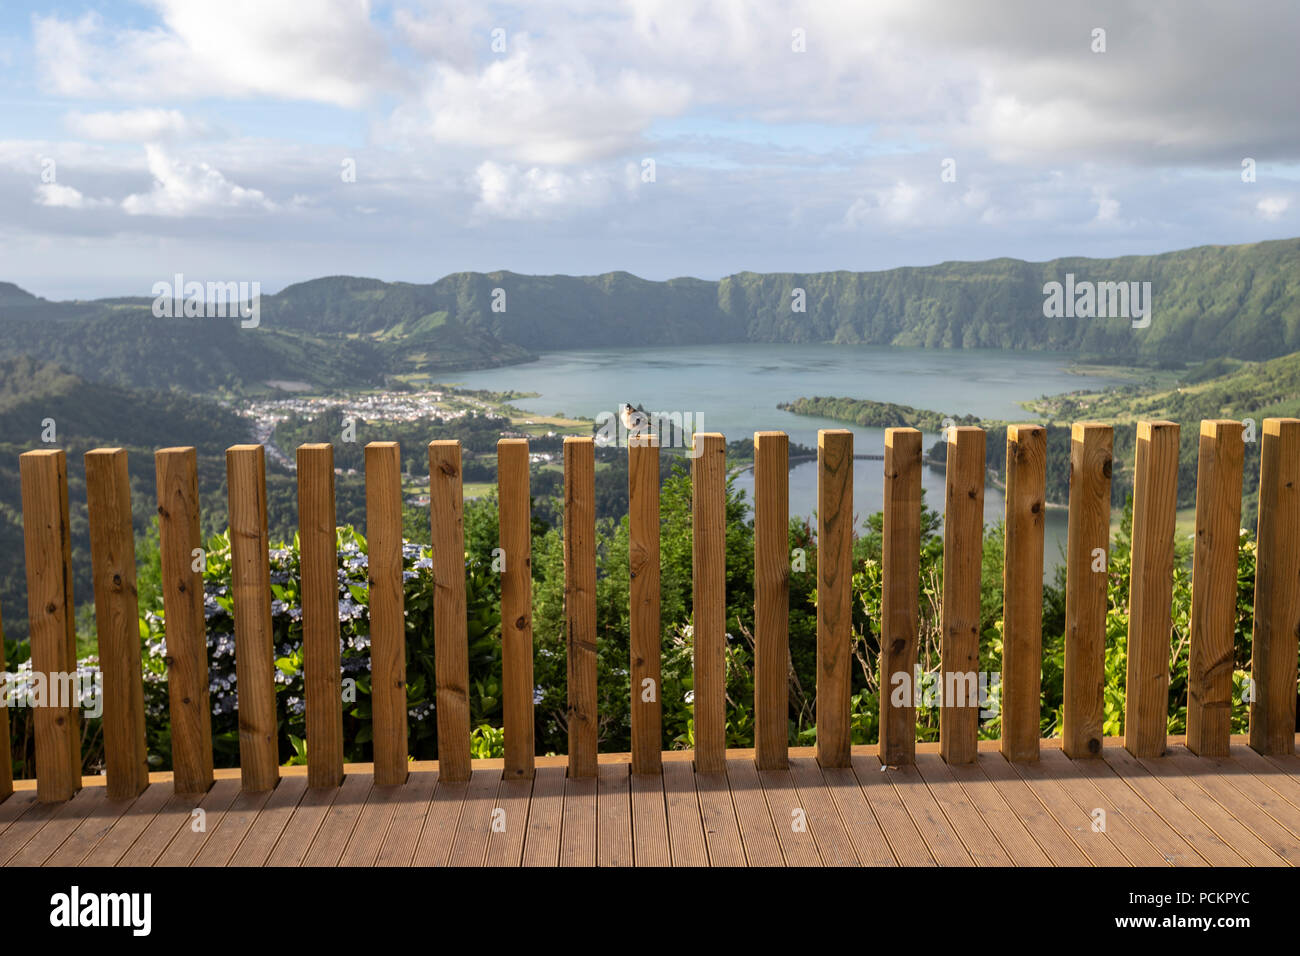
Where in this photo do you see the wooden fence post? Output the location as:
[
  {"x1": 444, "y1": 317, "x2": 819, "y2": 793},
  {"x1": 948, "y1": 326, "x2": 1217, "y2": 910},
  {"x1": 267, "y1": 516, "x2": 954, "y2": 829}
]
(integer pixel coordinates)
[
  {"x1": 1124, "y1": 421, "x2": 1179, "y2": 758},
  {"x1": 691, "y1": 433, "x2": 727, "y2": 773},
  {"x1": 816, "y1": 429, "x2": 853, "y2": 768},
  {"x1": 365, "y1": 442, "x2": 408, "y2": 786},
  {"x1": 563, "y1": 437, "x2": 598, "y2": 778},
  {"x1": 1001, "y1": 425, "x2": 1046, "y2": 762},
  {"x1": 429, "y1": 440, "x2": 471, "y2": 782},
  {"x1": 0, "y1": 601, "x2": 10, "y2": 802},
  {"x1": 226, "y1": 444, "x2": 280, "y2": 791},
  {"x1": 629, "y1": 434, "x2": 662, "y2": 774},
  {"x1": 1062, "y1": 424, "x2": 1112, "y2": 758},
  {"x1": 940, "y1": 426, "x2": 984, "y2": 765},
  {"x1": 1186, "y1": 420, "x2": 1245, "y2": 757},
  {"x1": 879, "y1": 427, "x2": 922, "y2": 767},
  {"x1": 1249, "y1": 418, "x2": 1300, "y2": 756},
  {"x1": 155, "y1": 447, "x2": 214, "y2": 793},
  {"x1": 20, "y1": 450, "x2": 81, "y2": 803},
  {"x1": 85, "y1": 448, "x2": 149, "y2": 799},
  {"x1": 298, "y1": 443, "x2": 344, "y2": 788},
  {"x1": 498, "y1": 438, "x2": 535, "y2": 780},
  {"x1": 754, "y1": 431, "x2": 789, "y2": 770}
]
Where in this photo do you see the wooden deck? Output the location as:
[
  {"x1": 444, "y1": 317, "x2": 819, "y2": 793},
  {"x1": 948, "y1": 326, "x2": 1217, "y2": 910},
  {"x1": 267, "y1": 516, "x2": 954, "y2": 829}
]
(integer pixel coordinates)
[{"x1": 3, "y1": 737, "x2": 1299, "y2": 867}]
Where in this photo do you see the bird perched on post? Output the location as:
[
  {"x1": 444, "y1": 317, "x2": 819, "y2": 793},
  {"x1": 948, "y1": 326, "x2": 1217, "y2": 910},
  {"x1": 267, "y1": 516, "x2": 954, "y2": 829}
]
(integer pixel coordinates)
[{"x1": 618, "y1": 402, "x2": 651, "y2": 436}]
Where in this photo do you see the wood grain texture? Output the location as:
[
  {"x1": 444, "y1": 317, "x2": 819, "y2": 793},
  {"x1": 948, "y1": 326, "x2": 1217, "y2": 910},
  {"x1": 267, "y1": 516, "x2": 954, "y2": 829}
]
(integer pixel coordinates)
[
  {"x1": 879, "y1": 428, "x2": 922, "y2": 766},
  {"x1": 816, "y1": 429, "x2": 853, "y2": 768},
  {"x1": 226, "y1": 444, "x2": 279, "y2": 791},
  {"x1": 1249, "y1": 418, "x2": 1300, "y2": 756},
  {"x1": 19, "y1": 450, "x2": 80, "y2": 803},
  {"x1": 563, "y1": 437, "x2": 598, "y2": 777},
  {"x1": 498, "y1": 438, "x2": 535, "y2": 779},
  {"x1": 365, "y1": 442, "x2": 408, "y2": 786},
  {"x1": 628, "y1": 435, "x2": 662, "y2": 774},
  {"x1": 691, "y1": 433, "x2": 727, "y2": 773},
  {"x1": 428, "y1": 440, "x2": 471, "y2": 781},
  {"x1": 1124, "y1": 421, "x2": 1180, "y2": 758},
  {"x1": 940, "y1": 427, "x2": 984, "y2": 764},
  {"x1": 1062, "y1": 424, "x2": 1112, "y2": 758},
  {"x1": 84, "y1": 448, "x2": 149, "y2": 799},
  {"x1": 753, "y1": 431, "x2": 789, "y2": 770},
  {"x1": 1186, "y1": 420, "x2": 1245, "y2": 757},
  {"x1": 154, "y1": 448, "x2": 214, "y2": 794},
  {"x1": 1001, "y1": 425, "x2": 1045, "y2": 762},
  {"x1": 298, "y1": 443, "x2": 344, "y2": 788}
]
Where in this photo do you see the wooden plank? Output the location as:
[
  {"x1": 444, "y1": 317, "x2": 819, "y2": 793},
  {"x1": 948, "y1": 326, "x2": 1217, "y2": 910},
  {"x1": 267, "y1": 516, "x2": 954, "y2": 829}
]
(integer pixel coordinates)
[
  {"x1": 42, "y1": 790, "x2": 144, "y2": 866},
  {"x1": 80, "y1": 782, "x2": 174, "y2": 866},
  {"x1": 365, "y1": 442, "x2": 408, "y2": 786},
  {"x1": 1100, "y1": 746, "x2": 1245, "y2": 866},
  {"x1": 879, "y1": 428, "x2": 922, "y2": 766},
  {"x1": 754, "y1": 431, "x2": 790, "y2": 770},
  {"x1": 411, "y1": 774, "x2": 467, "y2": 866},
  {"x1": 816, "y1": 429, "x2": 853, "y2": 768},
  {"x1": 630, "y1": 771, "x2": 670, "y2": 866},
  {"x1": 788, "y1": 755, "x2": 857, "y2": 865},
  {"x1": 226, "y1": 444, "x2": 280, "y2": 792},
  {"x1": 498, "y1": 439, "x2": 535, "y2": 780},
  {"x1": 448, "y1": 768, "x2": 503, "y2": 866},
  {"x1": 726, "y1": 757, "x2": 783, "y2": 865},
  {"x1": 1164, "y1": 746, "x2": 1300, "y2": 859},
  {"x1": 228, "y1": 775, "x2": 310, "y2": 866},
  {"x1": 335, "y1": 777, "x2": 398, "y2": 867},
  {"x1": 1001, "y1": 425, "x2": 1045, "y2": 762},
  {"x1": 154, "y1": 447, "x2": 214, "y2": 794},
  {"x1": 851, "y1": 754, "x2": 935, "y2": 866},
  {"x1": 913, "y1": 753, "x2": 1012, "y2": 866},
  {"x1": 484, "y1": 776, "x2": 532, "y2": 866},
  {"x1": 374, "y1": 770, "x2": 438, "y2": 866},
  {"x1": 973, "y1": 752, "x2": 1090, "y2": 866},
  {"x1": 597, "y1": 762, "x2": 632, "y2": 866},
  {"x1": 0, "y1": 792, "x2": 38, "y2": 837},
  {"x1": 563, "y1": 437, "x2": 599, "y2": 778},
  {"x1": 265, "y1": 783, "x2": 337, "y2": 866},
  {"x1": 0, "y1": 800, "x2": 61, "y2": 863},
  {"x1": 1015, "y1": 750, "x2": 1167, "y2": 866},
  {"x1": 429, "y1": 440, "x2": 471, "y2": 782},
  {"x1": 1044, "y1": 749, "x2": 1204, "y2": 866},
  {"x1": 1186, "y1": 421, "x2": 1245, "y2": 757},
  {"x1": 882, "y1": 762, "x2": 974, "y2": 866},
  {"x1": 116, "y1": 789, "x2": 207, "y2": 867},
  {"x1": 189, "y1": 787, "x2": 274, "y2": 866},
  {"x1": 628, "y1": 435, "x2": 662, "y2": 774},
  {"x1": 520, "y1": 765, "x2": 565, "y2": 866},
  {"x1": 1124, "y1": 421, "x2": 1180, "y2": 758},
  {"x1": 19, "y1": 449, "x2": 80, "y2": 802},
  {"x1": 1062, "y1": 424, "x2": 1113, "y2": 758},
  {"x1": 1007, "y1": 754, "x2": 1129, "y2": 866},
  {"x1": 940, "y1": 426, "x2": 984, "y2": 765},
  {"x1": 820, "y1": 765, "x2": 897, "y2": 866},
  {"x1": 694, "y1": 769, "x2": 747, "y2": 867},
  {"x1": 1231, "y1": 744, "x2": 1300, "y2": 809},
  {"x1": 298, "y1": 443, "x2": 344, "y2": 789},
  {"x1": 691, "y1": 433, "x2": 727, "y2": 773},
  {"x1": 84, "y1": 448, "x2": 149, "y2": 800},
  {"x1": 558, "y1": 774, "x2": 596, "y2": 866},
  {"x1": 662, "y1": 759, "x2": 708, "y2": 866},
  {"x1": 7, "y1": 786, "x2": 106, "y2": 866},
  {"x1": 944, "y1": 760, "x2": 1052, "y2": 866},
  {"x1": 152, "y1": 777, "x2": 242, "y2": 867},
  {"x1": 758, "y1": 766, "x2": 822, "y2": 866},
  {"x1": 1249, "y1": 418, "x2": 1300, "y2": 755}
]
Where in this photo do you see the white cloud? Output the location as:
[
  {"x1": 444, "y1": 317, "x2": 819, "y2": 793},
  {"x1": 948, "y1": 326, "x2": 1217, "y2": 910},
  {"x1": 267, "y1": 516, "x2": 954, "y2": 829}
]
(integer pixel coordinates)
[
  {"x1": 472, "y1": 160, "x2": 611, "y2": 219},
  {"x1": 121, "y1": 145, "x2": 276, "y2": 217},
  {"x1": 1257, "y1": 196, "x2": 1290, "y2": 221},
  {"x1": 34, "y1": 182, "x2": 112, "y2": 210},
  {"x1": 65, "y1": 108, "x2": 204, "y2": 142}
]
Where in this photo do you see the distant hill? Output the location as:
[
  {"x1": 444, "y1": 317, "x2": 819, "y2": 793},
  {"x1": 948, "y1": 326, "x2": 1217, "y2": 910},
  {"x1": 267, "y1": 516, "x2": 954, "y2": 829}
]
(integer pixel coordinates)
[{"x1": 2, "y1": 237, "x2": 1297, "y2": 393}]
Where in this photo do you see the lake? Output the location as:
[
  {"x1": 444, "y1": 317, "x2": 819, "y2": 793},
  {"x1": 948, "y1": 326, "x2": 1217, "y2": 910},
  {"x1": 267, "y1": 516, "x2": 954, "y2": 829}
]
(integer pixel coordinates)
[{"x1": 452, "y1": 344, "x2": 1130, "y2": 573}]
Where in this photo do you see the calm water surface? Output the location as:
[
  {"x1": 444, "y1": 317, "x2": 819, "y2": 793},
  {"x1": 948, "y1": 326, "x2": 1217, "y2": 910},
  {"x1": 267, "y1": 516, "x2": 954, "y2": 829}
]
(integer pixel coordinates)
[{"x1": 453, "y1": 344, "x2": 1129, "y2": 572}]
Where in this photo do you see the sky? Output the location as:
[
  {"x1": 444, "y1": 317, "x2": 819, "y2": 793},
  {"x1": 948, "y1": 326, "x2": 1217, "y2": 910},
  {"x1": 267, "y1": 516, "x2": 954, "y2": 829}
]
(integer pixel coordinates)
[{"x1": 0, "y1": 0, "x2": 1297, "y2": 300}]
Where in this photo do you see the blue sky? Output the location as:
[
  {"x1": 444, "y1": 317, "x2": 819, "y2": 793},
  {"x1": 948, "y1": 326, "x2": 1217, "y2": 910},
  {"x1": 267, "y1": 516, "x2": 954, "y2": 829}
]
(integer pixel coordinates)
[{"x1": 1, "y1": 0, "x2": 1297, "y2": 299}]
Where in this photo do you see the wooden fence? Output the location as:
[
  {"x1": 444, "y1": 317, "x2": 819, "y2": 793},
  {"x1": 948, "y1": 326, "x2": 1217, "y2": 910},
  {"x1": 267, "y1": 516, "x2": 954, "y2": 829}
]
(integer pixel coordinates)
[{"x1": 6, "y1": 419, "x2": 1300, "y2": 806}]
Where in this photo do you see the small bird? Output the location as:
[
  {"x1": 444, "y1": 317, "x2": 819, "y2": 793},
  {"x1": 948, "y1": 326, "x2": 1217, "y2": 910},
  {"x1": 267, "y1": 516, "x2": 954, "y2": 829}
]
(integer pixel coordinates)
[{"x1": 618, "y1": 402, "x2": 650, "y2": 434}]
